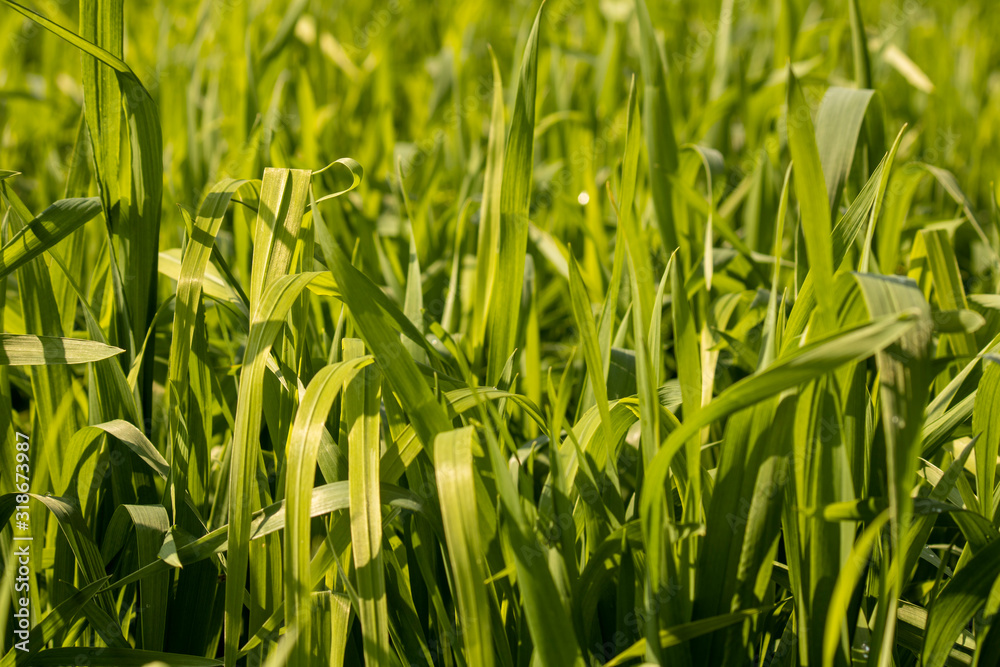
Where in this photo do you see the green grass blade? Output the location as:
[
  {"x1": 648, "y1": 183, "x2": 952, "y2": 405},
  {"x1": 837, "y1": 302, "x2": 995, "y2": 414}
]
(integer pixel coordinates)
[
  {"x1": 0, "y1": 197, "x2": 101, "y2": 279},
  {"x1": 0, "y1": 577, "x2": 109, "y2": 662},
  {"x1": 284, "y1": 357, "x2": 371, "y2": 667},
  {"x1": 23, "y1": 494, "x2": 119, "y2": 620},
  {"x1": 848, "y1": 0, "x2": 872, "y2": 88},
  {"x1": 472, "y1": 50, "x2": 505, "y2": 358},
  {"x1": 485, "y1": 6, "x2": 541, "y2": 384},
  {"x1": 0, "y1": 334, "x2": 123, "y2": 365},
  {"x1": 402, "y1": 230, "x2": 426, "y2": 365},
  {"x1": 973, "y1": 360, "x2": 1000, "y2": 523},
  {"x1": 249, "y1": 169, "x2": 311, "y2": 307},
  {"x1": 822, "y1": 511, "x2": 890, "y2": 666},
  {"x1": 921, "y1": 228, "x2": 978, "y2": 358},
  {"x1": 99, "y1": 504, "x2": 170, "y2": 651},
  {"x1": 343, "y1": 339, "x2": 391, "y2": 665},
  {"x1": 224, "y1": 271, "x2": 329, "y2": 667},
  {"x1": 784, "y1": 127, "x2": 905, "y2": 345},
  {"x1": 815, "y1": 87, "x2": 879, "y2": 213},
  {"x1": 104, "y1": 482, "x2": 430, "y2": 589},
  {"x1": 635, "y1": 0, "x2": 680, "y2": 252},
  {"x1": 165, "y1": 178, "x2": 251, "y2": 519},
  {"x1": 327, "y1": 246, "x2": 451, "y2": 448},
  {"x1": 852, "y1": 273, "x2": 934, "y2": 660},
  {"x1": 671, "y1": 254, "x2": 702, "y2": 420},
  {"x1": 759, "y1": 165, "x2": 793, "y2": 369},
  {"x1": 568, "y1": 254, "x2": 613, "y2": 462},
  {"x1": 786, "y1": 65, "x2": 834, "y2": 327},
  {"x1": 478, "y1": 422, "x2": 585, "y2": 666},
  {"x1": 434, "y1": 427, "x2": 494, "y2": 667},
  {"x1": 79, "y1": 0, "x2": 121, "y2": 228}
]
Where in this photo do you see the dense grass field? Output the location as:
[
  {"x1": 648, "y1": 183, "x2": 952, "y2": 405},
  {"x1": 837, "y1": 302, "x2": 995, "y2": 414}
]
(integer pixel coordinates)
[{"x1": 1, "y1": 0, "x2": 1000, "y2": 665}]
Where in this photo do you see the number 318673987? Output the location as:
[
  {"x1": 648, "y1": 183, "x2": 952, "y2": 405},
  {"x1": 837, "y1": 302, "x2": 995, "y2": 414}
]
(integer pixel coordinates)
[{"x1": 14, "y1": 432, "x2": 30, "y2": 527}]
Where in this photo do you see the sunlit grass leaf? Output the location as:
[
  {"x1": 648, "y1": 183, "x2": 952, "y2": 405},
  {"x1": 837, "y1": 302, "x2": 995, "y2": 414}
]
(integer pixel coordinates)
[
  {"x1": 434, "y1": 427, "x2": 494, "y2": 667},
  {"x1": 0, "y1": 197, "x2": 101, "y2": 279},
  {"x1": 343, "y1": 339, "x2": 391, "y2": 665},
  {"x1": 165, "y1": 178, "x2": 252, "y2": 518},
  {"x1": 635, "y1": 0, "x2": 680, "y2": 251},
  {"x1": 472, "y1": 50, "x2": 506, "y2": 359},
  {"x1": 0, "y1": 577, "x2": 109, "y2": 664},
  {"x1": 485, "y1": 6, "x2": 541, "y2": 385},
  {"x1": 0, "y1": 334, "x2": 123, "y2": 365},
  {"x1": 972, "y1": 361, "x2": 1000, "y2": 523},
  {"x1": 786, "y1": 65, "x2": 834, "y2": 327},
  {"x1": 225, "y1": 270, "x2": 329, "y2": 667},
  {"x1": 284, "y1": 356, "x2": 372, "y2": 666},
  {"x1": 568, "y1": 254, "x2": 613, "y2": 462},
  {"x1": 814, "y1": 87, "x2": 881, "y2": 213},
  {"x1": 848, "y1": 0, "x2": 872, "y2": 87},
  {"x1": 327, "y1": 245, "x2": 450, "y2": 448}
]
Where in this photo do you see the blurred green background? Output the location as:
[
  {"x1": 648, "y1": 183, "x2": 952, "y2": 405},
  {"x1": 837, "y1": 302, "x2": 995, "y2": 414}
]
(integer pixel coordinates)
[{"x1": 1, "y1": 0, "x2": 997, "y2": 221}]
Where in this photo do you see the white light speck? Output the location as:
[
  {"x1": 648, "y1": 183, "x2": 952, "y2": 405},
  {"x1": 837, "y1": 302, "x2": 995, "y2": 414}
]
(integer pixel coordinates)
[{"x1": 577, "y1": 191, "x2": 590, "y2": 205}]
